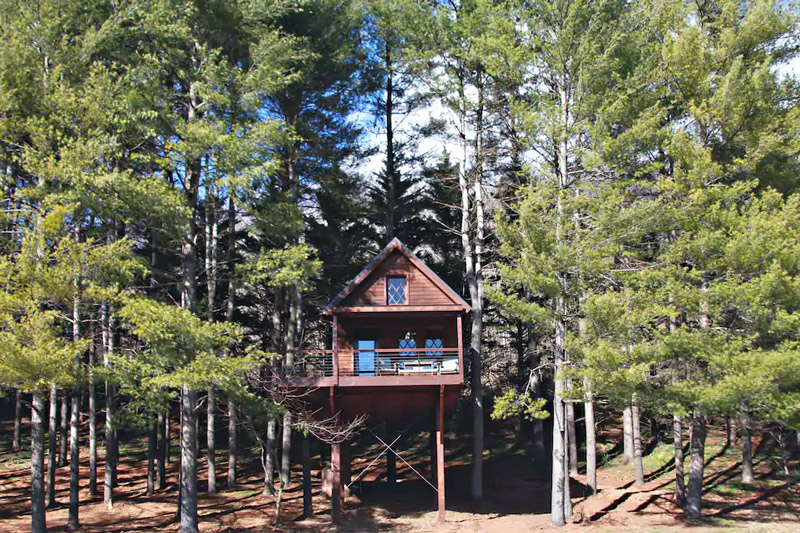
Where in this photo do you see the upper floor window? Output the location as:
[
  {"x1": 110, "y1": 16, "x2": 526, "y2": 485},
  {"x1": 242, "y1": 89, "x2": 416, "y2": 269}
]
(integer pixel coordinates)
[
  {"x1": 399, "y1": 331, "x2": 417, "y2": 356},
  {"x1": 425, "y1": 337, "x2": 443, "y2": 356},
  {"x1": 387, "y1": 276, "x2": 407, "y2": 305}
]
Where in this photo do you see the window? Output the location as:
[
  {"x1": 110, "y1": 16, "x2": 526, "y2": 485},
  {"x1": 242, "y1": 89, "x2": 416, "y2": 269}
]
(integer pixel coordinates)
[
  {"x1": 387, "y1": 276, "x2": 407, "y2": 305},
  {"x1": 399, "y1": 331, "x2": 416, "y2": 356},
  {"x1": 425, "y1": 337, "x2": 443, "y2": 356}
]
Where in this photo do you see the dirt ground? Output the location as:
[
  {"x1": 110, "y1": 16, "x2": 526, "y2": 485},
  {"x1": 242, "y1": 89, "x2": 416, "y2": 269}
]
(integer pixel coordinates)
[{"x1": 1, "y1": 422, "x2": 799, "y2": 532}]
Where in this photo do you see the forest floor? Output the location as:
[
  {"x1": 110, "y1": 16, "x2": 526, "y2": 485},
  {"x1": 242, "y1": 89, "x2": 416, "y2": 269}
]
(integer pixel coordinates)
[{"x1": 1, "y1": 419, "x2": 799, "y2": 532}]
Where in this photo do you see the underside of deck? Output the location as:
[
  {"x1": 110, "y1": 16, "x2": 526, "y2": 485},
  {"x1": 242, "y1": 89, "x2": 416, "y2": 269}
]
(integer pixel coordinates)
[{"x1": 293, "y1": 383, "x2": 460, "y2": 423}]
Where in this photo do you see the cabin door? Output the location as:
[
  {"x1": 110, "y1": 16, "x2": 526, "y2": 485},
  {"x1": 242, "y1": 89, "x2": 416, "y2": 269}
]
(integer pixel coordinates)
[{"x1": 356, "y1": 339, "x2": 377, "y2": 376}]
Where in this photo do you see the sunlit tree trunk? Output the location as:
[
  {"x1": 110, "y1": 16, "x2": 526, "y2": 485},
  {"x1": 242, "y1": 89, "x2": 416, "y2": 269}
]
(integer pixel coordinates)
[
  {"x1": 264, "y1": 416, "x2": 276, "y2": 495},
  {"x1": 178, "y1": 78, "x2": 202, "y2": 531},
  {"x1": 567, "y1": 399, "x2": 578, "y2": 477},
  {"x1": 686, "y1": 412, "x2": 706, "y2": 519},
  {"x1": 632, "y1": 397, "x2": 644, "y2": 485},
  {"x1": 227, "y1": 402, "x2": 237, "y2": 488},
  {"x1": 673, "y1": 415, "x2": 685, "y2": 508},
  {"x1": 13, "y1": 390, "x2": 21, "y2": 451},
  {"x1": 157, "y1": 409, "x2": 166, "y2": 489},
  {"x1": 207, "y1": 386, "x2": 216, "y2": 494},
  {"x1": 584, "y1": 378, "x2": 596, "y2": 495},
  {"x1": 623, "y1": 405, "x2": 633, "y2": 463},
  {"x1": 146, "y1": 419, "x2": 156, "y2": 495},
  {"x1": 68, "y1": 279, "x2": 81, "y2": 530},
  {"x1": 180, "y1": 386, "x2": 198, "y2": 532},
  {"x1": 88, "y1": 334, "x2": 97, "y2": 498},
  {"x1": 740, "y1": 409, "x2": 754, "y2": 484},
  {"x1": 59, "y1": 391, "x2": 68, "y2": 467},
  {"x1": 31, "y1": 391, "x2": 46, "y2": 533},
  {"x1": 102, "y1": 300, "x2": 117, "y2": 508},
  {"x1": 47, "y1": 383, "x2": 58, "y2": 507}
]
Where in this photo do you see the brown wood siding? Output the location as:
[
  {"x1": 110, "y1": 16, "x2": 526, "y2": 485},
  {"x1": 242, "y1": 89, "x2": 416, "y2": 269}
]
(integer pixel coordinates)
[{"x1": 344, "y1": 251, "x2": 456, "y2": 307}]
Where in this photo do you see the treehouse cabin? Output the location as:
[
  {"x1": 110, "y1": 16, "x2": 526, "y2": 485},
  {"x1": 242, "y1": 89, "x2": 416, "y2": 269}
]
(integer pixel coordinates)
[
  {"x1": 289, "y1": 237, "x2": 468, "y2": 418},
  {"x1": 289, "y1": 238, "x2": 468, "y2": 523}
]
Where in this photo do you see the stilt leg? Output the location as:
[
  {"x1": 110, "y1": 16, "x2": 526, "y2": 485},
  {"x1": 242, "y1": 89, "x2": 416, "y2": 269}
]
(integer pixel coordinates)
[
  {"x1": 331, "y1": 442, "x2": 341, "y2": 523},
  {"x1": 437, "y1": 385, "x2": 446, "y2": 523},
  {"x1": 302, "y1": 435, "x2": 312, "y2": 518},
  {"x1": 430, "y1": 422, "x2": 437, "y2": 485},
  {"x1": 342, "y1": 439, "x2": 351, "y2": 487},
  {"x1": 386, "y1": 424, "x2": 396, "y2": 485}
]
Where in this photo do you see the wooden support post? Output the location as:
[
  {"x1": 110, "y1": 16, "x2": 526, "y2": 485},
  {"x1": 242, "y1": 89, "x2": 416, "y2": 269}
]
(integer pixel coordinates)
[
  {"x1": 457, "y1": 315, "x2": 464, "y2": 381},
  {"x1": 302, "y1": 434, "x2": 312, "y2": 518},
  {"x1": 342, "y1": 439, "x2": 351, "y2": 487},
  {"x1": 329, "y1": 386, "x2": 342, "y2": 523},
  {"x1": 430, "y1": 422, "x2": 437, "y2": 485},
  {"x1": 386, "y1": 424, "x2": 396, "y2": 485},
  {"x1": 331, "y1": 442, "x2": 342, "y2": 523},
  {"x1": 332, "y1": 315, "x2": 339, "y2": 384},
  {"x1": 437, "y1": 385, "x2": 446, "y2": 523}
]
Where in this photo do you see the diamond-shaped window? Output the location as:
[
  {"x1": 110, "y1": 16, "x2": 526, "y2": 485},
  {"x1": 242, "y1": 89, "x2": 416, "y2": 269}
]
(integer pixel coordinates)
[
  {"x1": 387, "y1": 277, "x2": 406, "y2": 305},
  {"x1": 425, "y1": 337, "x2": 443, "y2": 356},
  {"x1": 399, "y1": 337, "x2": 416, "y2": 356}
]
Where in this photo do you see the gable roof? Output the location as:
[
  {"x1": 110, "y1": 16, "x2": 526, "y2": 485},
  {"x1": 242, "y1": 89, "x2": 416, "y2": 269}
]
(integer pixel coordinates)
[{"x1": 323, "y1": 238, "x2": 470, "y2": 314}]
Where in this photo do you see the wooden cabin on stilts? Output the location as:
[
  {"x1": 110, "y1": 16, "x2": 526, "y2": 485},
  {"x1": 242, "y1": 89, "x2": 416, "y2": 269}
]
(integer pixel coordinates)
[{"x1": 288, "y1": 238, "x2": 468, "y2": 523}]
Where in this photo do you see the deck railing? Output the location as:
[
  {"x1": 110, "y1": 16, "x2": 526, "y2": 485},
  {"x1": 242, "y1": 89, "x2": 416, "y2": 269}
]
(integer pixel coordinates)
[
  {"x1": 339, "y1": 347, "x2": 460, "y2": 377},
  {"x1": 290, "y1": 350, "x2": 335, "y2": 378},
  {"x1": 288, "y1": 347, "x2": 460, "y2": 379}
]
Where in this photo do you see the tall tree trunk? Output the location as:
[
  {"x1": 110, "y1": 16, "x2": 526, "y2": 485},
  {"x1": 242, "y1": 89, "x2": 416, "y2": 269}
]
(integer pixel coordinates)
[
  {"x1": 157, "y1": 410, "x2": 166, "y2": 489},
  {"x1": 685, "y1": 413, "x2": 706, "y2": 519},
  {"x1": 584, "y1": 378, "x2": 596, "y2": 496},
  {"x1": 207, "y1": 385, "x2": 216, "y2": 494},
  {"x1": 227, "y1": 402, "x2": 237, "y2": 488},
  {"x1": 726, "y1": 417, "x2": 737, "y2": 448},
  {"x1": 47, "y1": 383, "x2": 58, "y2": 507},
  {"x1": 566, "y1": 399, "x2": 578, "y2": 477},
  {"x1": 59, "y1": 391, "x2": 68, "y2": 466},
  {"x1": 740, "y1": 409, "x2": 754, "y2": 484},
  {"x1": 102, "y1": 300, "x2": 117, "y2": 508},
  {"x1": 457, "y1": 65, "x2": 485, "y2": 502},
  {"x1": 13, "y1": 390, "x2": 21, "y2": 451},
  {"x1": 165, "y1": 406, "x2": 171, "y2": 466},
  {"x1": 280, "y1": 287, "x2": 300, "y2": 494},
  {"x1": 673, "y1": 415, "x2": 685, "y2": 508},
  {"x1": 623, "y1": 405, "x2": 634, "y2": 463},
  {"x1": 528, "y1": 325, "x2": 545, "y2": 463},
  {"x1": 68, "y1": 389, "x2": 80, "y2": 529},
  {"x1": 551, "y1": 311, "x2": 568, "y2": 527},
  {"x1": 264, "y1": 416, "x2": 276, "y2": 495},
  {"x1": 226, "y1": 191, "x2": 236, "y2": 324},
  {"x1": 180, "y1": 386, "x2": 198, "y2": 532},
  {"x1": 550, "y1": 82, "x2": 572, "y2": 528},
  {"x1": 178, "y1": 81, "x2": 201, "y2": 531},
  {"x1": 205, "y1": 184, "x2": 218, "y2": 322},
  {"x1": 564, "y1": 414, "x2": 572, "y2": 518},
  {"x1": 632, "y1": 397, "x2": 644, "y2": 485},
  {"x1": 31, "y1": 391, "x2": 46, "y2": 533},
  {"x1": 205, "y1": 183, "x2": 218, "y2": 497},
  {"x1": 225, "y1": 189, "x2": 237, "y2": 494},
  {"x1": 686, "y1": 277, "x2": 710, "y2": 519},
  {"x1": 147, "y1": 419, "x2": 156, "y2": 496},
  {"x1": 68, "y1": 284, "x2": 81, "y2": 530},
  {"x1": 88, "y1": 334, "x2": 97, "y2": 498},
  {"x1": 302, "y1": 434, "x2": 312, "y2": 517}
]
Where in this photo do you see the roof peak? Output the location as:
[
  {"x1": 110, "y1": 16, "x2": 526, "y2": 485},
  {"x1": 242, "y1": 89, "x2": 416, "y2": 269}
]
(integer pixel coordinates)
[{"x1": 323, "y1": 238, "x2": 470, "y2": 314}]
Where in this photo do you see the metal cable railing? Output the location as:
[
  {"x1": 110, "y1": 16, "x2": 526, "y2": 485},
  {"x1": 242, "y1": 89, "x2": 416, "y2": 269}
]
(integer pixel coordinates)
[
  {"x1": 338, "y1": 348, "x2": 460, "y2": 377},
  {"x1": 286, "y1": 347, "x2": 460, "y2": 379}
]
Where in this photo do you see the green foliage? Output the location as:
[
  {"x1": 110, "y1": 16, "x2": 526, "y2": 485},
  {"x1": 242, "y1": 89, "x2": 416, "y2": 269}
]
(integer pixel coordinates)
[
  {"x1": 491, "y1": 389, "x2": 549, "y2": 422},
  {"x1": 239, "y1": 243, "x2": 322, "y2": 291},
  {"x1": 0, "y1": 210, "x2": 139, "y2": 392}
]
